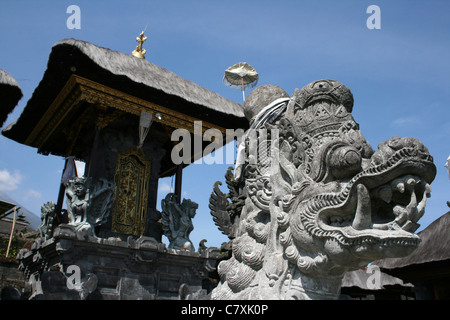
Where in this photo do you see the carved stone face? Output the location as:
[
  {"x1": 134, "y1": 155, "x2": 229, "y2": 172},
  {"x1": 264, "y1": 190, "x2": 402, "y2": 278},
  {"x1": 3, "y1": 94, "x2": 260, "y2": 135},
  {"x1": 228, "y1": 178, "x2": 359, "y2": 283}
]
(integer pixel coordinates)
[
  {"x1": 73, "y1": 181, "x2": 87, "y2": 197},
  {"x1": 182, "y1": 199, "x2": 198, "y2": 218},
  {"x1": 277, "y1": 80, "x2": 436, "y2": 272}
]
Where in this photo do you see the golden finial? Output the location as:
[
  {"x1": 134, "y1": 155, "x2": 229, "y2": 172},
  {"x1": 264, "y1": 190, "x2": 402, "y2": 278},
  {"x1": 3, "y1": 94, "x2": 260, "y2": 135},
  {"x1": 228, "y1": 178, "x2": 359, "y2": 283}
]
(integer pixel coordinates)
[{"x1": 132, "y1": 31, "x2": 147, "y2": 59}]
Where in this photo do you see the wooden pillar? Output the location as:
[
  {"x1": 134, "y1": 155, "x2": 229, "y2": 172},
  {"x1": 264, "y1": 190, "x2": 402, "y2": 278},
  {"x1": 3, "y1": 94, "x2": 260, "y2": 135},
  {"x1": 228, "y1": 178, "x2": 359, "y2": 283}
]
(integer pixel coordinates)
[
  {"x1": 86, "y1": 127, "x2": 100, "y2": 178},
  {"x1": 174, "y1": 165, "x2": 183, "y2": 204},
  {"x1": 55, "y1": 158, "x2": 69, "y2": 222}
]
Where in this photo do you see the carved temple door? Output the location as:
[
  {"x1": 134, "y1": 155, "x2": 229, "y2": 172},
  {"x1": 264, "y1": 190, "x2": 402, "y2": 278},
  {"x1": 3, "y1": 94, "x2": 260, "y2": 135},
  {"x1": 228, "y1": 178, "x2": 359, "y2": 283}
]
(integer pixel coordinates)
[{"x1": 112, "y1": 149, "x2": 151, "y2": 236}]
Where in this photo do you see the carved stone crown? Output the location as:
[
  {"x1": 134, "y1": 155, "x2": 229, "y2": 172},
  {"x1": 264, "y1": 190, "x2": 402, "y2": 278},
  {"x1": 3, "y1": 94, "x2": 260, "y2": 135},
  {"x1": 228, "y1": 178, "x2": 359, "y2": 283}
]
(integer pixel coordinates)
[
  {"x1": 294, "y1": 79, "x2": 354, "y2": 111},
  {"x1": 290, "y1": 80, "x2": 357, "y2": 140}
]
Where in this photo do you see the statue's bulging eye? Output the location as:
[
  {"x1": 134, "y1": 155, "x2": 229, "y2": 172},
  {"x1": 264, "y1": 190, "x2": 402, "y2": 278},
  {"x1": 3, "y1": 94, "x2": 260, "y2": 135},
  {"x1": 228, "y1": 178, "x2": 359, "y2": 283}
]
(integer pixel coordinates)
[{"x1": 328, "y1": 145, "x2": 362, "y2": 179}]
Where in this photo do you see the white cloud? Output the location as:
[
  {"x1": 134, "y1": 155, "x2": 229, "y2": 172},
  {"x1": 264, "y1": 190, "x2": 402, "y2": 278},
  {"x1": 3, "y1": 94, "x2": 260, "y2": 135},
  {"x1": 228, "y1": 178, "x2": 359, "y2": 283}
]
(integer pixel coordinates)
[
  {"x1": 0, "y1": 169, "x2": 23, "y2": 191},
  {"x1": 158, "y1": 181, "x2": 173, "y2": 195},
  {"x1": 391, "y1": 116, "x2": 421, "y2": 128},
  {"x1": 24, "y1": 189, "x2": 42, "y2": 201}
]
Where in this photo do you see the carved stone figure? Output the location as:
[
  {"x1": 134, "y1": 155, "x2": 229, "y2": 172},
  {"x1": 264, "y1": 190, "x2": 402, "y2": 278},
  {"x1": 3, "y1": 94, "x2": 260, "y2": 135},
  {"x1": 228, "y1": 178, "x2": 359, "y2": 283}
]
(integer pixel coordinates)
[
  {"x1": 210, "y1": 167, "x2": 246, "y2": 238},
  {"x1": 65, "y1": 177, "x2": 114, "y2": 235},
  {"x1": 210, "y1": 80, "x2": 436, "y2": 299},
  {"x1": 161, "y1": 193, "x2": 198, "y2": 251},
  {"x1": 38, "y1": 201, "x2": 57, "y2": 240}
]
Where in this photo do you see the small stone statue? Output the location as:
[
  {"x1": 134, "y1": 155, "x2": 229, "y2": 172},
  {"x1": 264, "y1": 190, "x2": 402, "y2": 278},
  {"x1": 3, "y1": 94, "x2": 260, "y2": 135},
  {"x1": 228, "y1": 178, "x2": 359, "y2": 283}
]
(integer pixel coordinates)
[
  {"x1": 65, "y1": 177, "x2": 114, "y2": 235},
  {"x1": 38, "y1": 201, "x2": 57, "y2": 240},
  {"x1": 161, "y1": 193, "x2": 198, "y2": 251}
]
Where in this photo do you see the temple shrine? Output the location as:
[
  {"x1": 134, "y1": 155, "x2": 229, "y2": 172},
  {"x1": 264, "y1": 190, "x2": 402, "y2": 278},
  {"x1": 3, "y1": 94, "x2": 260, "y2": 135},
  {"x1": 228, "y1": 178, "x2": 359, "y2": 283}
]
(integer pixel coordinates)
[{"x1": 1, "y1": 34, "x2": 247, "y2": 299}]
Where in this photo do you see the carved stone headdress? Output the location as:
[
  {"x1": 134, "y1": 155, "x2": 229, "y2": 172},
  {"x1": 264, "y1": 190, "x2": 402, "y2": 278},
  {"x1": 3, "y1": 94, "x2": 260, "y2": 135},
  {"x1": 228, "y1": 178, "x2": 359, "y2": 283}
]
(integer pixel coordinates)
[{"x1": 287, "y1": 79, "x2": 355, "y2": 138}]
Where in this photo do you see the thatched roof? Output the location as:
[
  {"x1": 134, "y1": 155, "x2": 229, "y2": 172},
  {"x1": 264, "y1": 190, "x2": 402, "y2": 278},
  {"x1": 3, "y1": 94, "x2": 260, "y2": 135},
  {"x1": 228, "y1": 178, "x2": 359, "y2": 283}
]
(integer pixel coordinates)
[
  {"x1": 0, "y1": 191, "x2": 40, "y2": 229},
  {"x1": 375, "y1": 211, "x2": 450, "y2": 270},
  {"x1": 0, "y1": 69, "x2": 23, "y2": 128},
  {"x1": 0, "y1": 200, "x2": 16, "y2": 219},
  {"x1": 2, "y1": 38, "x2": 247, "y2": 144}
]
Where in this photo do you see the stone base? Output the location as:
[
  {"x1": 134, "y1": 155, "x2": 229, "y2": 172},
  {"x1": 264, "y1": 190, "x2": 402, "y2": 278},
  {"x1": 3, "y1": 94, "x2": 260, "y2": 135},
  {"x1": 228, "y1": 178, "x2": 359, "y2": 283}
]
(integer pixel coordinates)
[{"x1": 17, "y1": 224, "x2": 225, "y2": 300}]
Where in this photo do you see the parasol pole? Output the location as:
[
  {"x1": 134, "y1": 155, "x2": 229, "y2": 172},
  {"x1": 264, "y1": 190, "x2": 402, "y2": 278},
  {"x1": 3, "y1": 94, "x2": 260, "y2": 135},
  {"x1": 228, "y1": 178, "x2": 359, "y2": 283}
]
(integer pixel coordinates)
[
  {"x1": 241, "y1": 76, "x2": 245, "y2": 102},
  {"x1": 5, "y1": 206, "x2": 18, "y2": 257}
]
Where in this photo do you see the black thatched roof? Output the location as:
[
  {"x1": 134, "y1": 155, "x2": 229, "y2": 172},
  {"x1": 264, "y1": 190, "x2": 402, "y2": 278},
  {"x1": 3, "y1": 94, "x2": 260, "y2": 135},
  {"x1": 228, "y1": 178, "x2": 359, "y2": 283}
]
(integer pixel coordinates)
[
  {"x1": 2, "y1": 38, "x2": 247, "y2": 144},
  {"x1": 375, "y1": 211, "x2": 450, "y2": 270},
  {"x1": 0, "y1": 69, "x2": 23, "y2": 128}
]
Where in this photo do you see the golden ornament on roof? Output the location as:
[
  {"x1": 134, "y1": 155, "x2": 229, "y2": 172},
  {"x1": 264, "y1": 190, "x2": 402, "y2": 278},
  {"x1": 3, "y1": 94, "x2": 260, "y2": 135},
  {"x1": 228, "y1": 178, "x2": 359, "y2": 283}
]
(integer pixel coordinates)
[{"x1": 132, "y1": 31, "x2": 147, "y2": 59}]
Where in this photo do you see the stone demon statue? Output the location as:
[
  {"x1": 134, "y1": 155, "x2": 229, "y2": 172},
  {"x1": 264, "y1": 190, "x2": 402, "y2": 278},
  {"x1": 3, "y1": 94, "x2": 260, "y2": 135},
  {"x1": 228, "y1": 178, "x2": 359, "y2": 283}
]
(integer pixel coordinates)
[
  {"x1": 65, "y1": 177, "x2": 114, "y2": 235},
  {"x1": 38, "y1": 201, "x2": 57, "y2": 240},
  {"x1": 210, "y1": 80, "x2": 436, "y2": 299},
  {"x1": 161, "y1": 193, "x2": 198, "y2": 251}
]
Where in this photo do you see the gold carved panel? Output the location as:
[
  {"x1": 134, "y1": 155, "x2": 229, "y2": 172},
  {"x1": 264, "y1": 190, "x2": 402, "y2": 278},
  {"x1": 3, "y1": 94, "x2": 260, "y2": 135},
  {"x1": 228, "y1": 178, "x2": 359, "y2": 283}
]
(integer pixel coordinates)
[{"x1": 112, "y1": 149, "x2": 151, "y2": 236}]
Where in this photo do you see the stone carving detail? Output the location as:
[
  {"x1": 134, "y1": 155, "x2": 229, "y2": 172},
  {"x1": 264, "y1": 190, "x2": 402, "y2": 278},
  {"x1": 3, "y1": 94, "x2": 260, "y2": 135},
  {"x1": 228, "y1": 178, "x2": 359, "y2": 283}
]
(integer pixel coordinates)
[
  {"x1": 210, "y1": 80, "x2": 436, "y2": 299},
  {"x1": 66, "y1": 176, "x2": 114, "y2": 235},
  {"x1": 38, "y1": 201, "x2": 57, "y2": 240},
  {"x1": 161, "y1": 193, "x2": 198, "y2": 251},
  {"x1": 210, "y1": 167, "x2": 245, "y2": 239}
]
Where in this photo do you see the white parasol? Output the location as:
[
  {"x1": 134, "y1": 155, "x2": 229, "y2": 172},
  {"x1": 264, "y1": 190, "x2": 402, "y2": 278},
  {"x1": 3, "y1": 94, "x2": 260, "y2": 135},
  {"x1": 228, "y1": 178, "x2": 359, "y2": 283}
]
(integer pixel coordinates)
[{"x1": 223, "y1": 62, "x2": 259, "y2": 102}]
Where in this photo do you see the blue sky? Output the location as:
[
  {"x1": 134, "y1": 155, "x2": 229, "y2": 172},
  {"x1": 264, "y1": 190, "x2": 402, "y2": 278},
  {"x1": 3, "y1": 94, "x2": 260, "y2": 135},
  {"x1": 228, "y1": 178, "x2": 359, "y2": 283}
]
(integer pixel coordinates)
[{"x1": 0, "y1": 0, "x2": 449, "y2": 248}]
